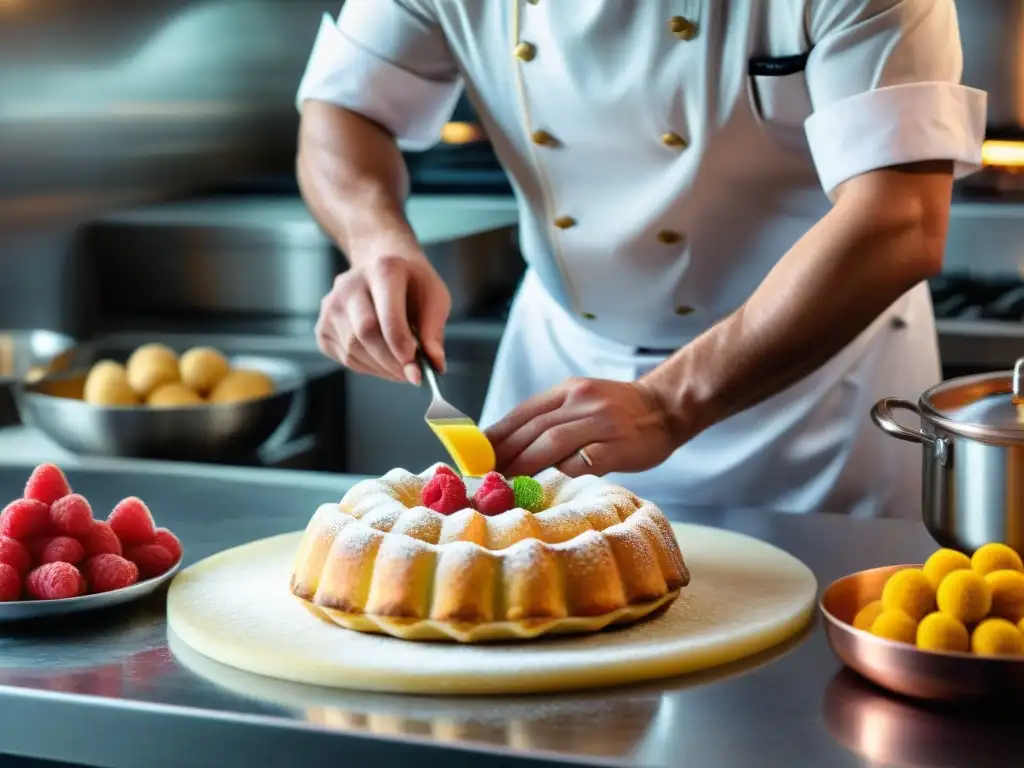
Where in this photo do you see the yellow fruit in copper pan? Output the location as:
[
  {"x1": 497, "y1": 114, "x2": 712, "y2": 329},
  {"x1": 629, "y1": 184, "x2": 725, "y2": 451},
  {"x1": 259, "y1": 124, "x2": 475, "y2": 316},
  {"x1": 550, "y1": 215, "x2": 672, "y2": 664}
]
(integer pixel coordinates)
[
  {"x1": 971, "y1": 618, "x2": 1024, "y2": 657},
  {"x1": 881, "y1": 568, "x2": 935, "y2": 621},
  {"x1": 869, "y1": 610, "x2": 917, "y2": 644},
  {"x1": 916, "y1": 612, "x2": 969, "y2": 654},
  {"x1": 922, "y1": 548, "x2": 971, "y2": 589},
  {"x1": 985, "y1": 569, "x2": 1024, "y2": 623},
  {"x1": 852, "y1": 600, "x2": 884, "y2": 632},
  {"x1": 936, "y1": 569, "x2": 991, "y2": 624},
  {"x1": 971, "y1": 543, "x2": 1024, "y2": 577}
]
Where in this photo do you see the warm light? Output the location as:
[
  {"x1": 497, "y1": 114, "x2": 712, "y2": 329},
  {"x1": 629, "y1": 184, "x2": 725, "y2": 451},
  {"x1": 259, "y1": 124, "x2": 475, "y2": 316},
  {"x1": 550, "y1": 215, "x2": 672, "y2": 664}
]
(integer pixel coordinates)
[
  {"x1": 982, "y1": 140, "x2": 1024, "y2": 167},
  {"x1": 440, "y1": 121, "x2": 486, "y2": 145}
]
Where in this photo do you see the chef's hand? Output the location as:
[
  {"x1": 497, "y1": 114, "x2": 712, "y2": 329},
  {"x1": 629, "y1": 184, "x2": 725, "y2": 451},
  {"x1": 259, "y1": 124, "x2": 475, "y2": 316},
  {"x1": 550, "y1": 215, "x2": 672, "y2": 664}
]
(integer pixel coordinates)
[
  {"x1": 316, "y1": 253, "x2": 450, "y2": 385},
  {"x1": 485, "y1": 378, "x2": 681, "y2": 478}
]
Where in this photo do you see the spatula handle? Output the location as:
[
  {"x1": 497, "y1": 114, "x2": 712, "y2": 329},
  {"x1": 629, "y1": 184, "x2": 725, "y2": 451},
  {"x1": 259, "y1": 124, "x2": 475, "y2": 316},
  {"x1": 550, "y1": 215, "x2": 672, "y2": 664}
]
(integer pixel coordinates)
[{"x1": 411, "y1": 330, "x2": 441, "y2": 397}]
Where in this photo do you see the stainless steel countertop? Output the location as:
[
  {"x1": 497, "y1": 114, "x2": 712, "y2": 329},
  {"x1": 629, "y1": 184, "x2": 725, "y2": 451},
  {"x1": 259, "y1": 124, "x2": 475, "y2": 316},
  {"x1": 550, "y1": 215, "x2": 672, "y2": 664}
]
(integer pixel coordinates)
[{"x1": 0, "y1": 457, "x2": 1014, "y2": 768}]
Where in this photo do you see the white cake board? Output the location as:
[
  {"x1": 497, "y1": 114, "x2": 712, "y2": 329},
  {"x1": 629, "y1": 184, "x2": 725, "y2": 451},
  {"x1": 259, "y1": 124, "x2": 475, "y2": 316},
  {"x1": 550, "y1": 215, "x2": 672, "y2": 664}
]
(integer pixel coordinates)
[{"x1": 166, "y1": 523, "x2": 817, "y2": 696}]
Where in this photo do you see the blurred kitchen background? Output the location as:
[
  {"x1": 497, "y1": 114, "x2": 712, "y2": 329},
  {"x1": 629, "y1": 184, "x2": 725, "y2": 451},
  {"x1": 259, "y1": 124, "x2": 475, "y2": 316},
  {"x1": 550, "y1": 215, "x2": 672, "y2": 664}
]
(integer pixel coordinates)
[{"x1": 0, "y1": 0, "x2": 1022, "y2": 476}]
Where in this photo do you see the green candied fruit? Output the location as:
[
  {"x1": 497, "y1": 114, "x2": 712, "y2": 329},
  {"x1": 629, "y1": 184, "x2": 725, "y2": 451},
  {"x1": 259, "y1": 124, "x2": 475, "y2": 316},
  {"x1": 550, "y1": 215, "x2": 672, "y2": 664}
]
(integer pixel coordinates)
[{"x1": 511, "y1": 476, "x2": 545, "y2": 512}]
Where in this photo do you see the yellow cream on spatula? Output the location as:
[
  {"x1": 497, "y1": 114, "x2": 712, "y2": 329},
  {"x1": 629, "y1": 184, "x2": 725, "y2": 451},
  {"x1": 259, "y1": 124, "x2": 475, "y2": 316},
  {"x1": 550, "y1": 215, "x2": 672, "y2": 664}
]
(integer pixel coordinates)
[
  {"x1": 428, "y1": 420, "x2": 496, "y2": 478},
  {"x1": 414, "y1": 338, "x2": 496, "y2": 477}
]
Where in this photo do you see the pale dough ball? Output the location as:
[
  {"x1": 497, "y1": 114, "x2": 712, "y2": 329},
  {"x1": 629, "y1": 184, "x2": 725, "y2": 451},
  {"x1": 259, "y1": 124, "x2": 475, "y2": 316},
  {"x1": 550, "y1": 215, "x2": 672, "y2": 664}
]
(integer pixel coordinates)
[
  {"x1": 179, "y1": 347, "x2": 230, "y2": 396},
  {"x1": 126, "y1": 343, "x2": 180, "y2": 398},
  {"x1": 147, "y1": 383, "x2": 204, "y2": 408},
  {"x1": 83, "y1": 361, "x2": 138, "y2": 407},
  {"x1": 209, "y1": 369, "x2": 275, "y2": 404}
]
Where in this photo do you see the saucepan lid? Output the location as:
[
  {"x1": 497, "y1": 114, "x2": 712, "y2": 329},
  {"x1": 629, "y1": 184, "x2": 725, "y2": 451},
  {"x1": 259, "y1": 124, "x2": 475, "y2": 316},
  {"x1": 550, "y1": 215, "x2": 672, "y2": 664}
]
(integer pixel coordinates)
[{"x1": 916, "y1": 358, "x2": 1024, "y2": 443}]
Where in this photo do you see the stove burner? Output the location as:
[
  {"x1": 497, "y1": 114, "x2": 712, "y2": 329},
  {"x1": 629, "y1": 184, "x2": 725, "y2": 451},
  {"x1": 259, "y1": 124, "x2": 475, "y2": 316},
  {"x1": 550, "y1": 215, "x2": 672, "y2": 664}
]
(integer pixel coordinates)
[{"x1": 930, "y1": 273, "x2": 1024, "y2": 322}]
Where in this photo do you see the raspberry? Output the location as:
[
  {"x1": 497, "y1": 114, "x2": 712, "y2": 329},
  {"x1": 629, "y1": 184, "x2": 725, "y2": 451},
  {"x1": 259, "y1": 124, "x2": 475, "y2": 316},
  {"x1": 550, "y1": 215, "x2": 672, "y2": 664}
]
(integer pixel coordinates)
[
  {"x1": 49, "y1": 494, "x2": 94, "y2": 537},
  {"x1": 108, "y1": 497, "x2": 156, "y2": 545},
  {"x1": 125, "y1": 544, "x2": 175, "y2": 579},
  {"x1": 0, "y1": 536, "x2": 31, "y2": 575},
  {"x1": 420, "y1": 473, "x2": 469, "y2": 515},
  {"x1": 472, "y1": 472, "x2": 516, "y2": 516},
  {"x1": 39, "y1": 536, "x2": 85, "y2": 565},
  {"x1": 26, "y1": 562, "x2": 85, "y2": 600},
  {"x1": 153, "y1": 528, "x2": 182, "y2": 562},
  {"x1": 433, "y1": 465, "x2": 460, "y2": 481},
  {"x1": 0, "y1": 498, "x2": 51, "y2": 540},
  {"x1": 84, "y1": 554, "x2": 139, "y2": 593},
  {"x1": 81, "y1": 521, "x2": 122, "y2": 557},
  {"x1": 0, "y1": 563, "x2": 20, "y2": 601},
  {"x1": 24, "y1": 464, "x2": 71, "y2": 506}
]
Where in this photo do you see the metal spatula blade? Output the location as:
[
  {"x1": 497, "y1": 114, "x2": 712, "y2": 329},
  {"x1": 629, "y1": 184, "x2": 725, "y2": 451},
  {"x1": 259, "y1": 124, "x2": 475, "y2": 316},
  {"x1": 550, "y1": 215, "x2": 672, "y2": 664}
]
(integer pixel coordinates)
[{"x1": 415, "y1": 342, "x2": 495, "y2": 477}]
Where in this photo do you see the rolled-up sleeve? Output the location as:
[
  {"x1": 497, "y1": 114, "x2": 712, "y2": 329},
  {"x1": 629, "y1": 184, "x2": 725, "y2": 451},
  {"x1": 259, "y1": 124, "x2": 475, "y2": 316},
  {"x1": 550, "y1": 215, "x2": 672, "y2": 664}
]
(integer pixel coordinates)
[
  {"x1": 295, "y1": 0, "x2": 463, "y2": 151},
  {"x1": 803, "y1": 0, "x2": 987, "y2": 195}
]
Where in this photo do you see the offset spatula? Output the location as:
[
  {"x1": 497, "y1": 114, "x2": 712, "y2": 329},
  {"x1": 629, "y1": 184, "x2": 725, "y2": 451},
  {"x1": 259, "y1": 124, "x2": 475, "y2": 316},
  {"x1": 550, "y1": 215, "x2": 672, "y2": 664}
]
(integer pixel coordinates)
[{"x1": 415, "y1": 339, "x2": 496, "y2": 478}]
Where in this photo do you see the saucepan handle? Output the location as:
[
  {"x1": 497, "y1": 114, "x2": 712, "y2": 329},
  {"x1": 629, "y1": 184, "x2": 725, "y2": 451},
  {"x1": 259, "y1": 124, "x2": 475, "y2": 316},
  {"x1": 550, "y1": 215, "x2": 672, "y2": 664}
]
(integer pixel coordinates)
[{"x1": 870, "y1": 397, "x2": 937, "y2": 445}]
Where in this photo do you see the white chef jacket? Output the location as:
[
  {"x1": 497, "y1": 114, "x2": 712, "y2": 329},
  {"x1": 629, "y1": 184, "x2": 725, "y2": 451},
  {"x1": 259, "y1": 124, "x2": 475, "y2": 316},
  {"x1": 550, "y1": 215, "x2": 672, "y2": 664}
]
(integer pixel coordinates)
[{"x1": 296, "y1": 0, "x2": 986, "y2": 517}]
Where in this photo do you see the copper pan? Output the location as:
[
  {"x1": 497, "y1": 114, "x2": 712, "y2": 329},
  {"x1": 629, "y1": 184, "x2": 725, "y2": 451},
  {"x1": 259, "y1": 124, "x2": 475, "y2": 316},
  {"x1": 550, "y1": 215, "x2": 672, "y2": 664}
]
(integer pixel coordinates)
[
  {"x1": 823, "y1": 670, "x2": 1024, "y2": 767},
  {"x1": 820, "y1": 564, "x2": 1024, "y2": 702}
]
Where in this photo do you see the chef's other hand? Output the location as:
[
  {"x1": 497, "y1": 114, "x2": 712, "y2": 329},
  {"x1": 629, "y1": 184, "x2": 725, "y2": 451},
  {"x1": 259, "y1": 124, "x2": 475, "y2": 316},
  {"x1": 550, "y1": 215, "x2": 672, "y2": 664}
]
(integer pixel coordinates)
[
  {"x1": 485, "y1": 378, "x2": 680, "y2": 479},
  {"x1": 316, "y1": 253, "x2": 450, "y2": 385}
]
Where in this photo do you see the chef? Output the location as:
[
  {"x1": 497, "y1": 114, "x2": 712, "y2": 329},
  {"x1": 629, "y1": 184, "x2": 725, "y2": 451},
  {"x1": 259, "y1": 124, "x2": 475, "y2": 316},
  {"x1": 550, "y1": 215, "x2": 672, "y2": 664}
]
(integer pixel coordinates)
[{"x1": 297, "y1": 0, "x2": 986, "y2": 517}]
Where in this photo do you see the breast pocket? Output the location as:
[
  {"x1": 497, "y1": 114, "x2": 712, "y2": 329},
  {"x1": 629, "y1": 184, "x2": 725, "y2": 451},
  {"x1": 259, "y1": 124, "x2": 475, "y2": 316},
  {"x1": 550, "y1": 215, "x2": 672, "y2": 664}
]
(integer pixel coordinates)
[{"x1": 747, "y1": 53, "x2": 813, "y2": 151}]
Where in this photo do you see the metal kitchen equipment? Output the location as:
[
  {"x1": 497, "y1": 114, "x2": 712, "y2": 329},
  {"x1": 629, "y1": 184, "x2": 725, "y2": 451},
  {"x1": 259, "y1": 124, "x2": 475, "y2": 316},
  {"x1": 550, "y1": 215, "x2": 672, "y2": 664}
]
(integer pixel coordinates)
[
  {"x1": 871, "y1": 358, "x2": 1024, "y2": 554},
  {"x1": 821, "y1": 564, "x2": 1024, "y2": 703},
  {"x1": 0, "y1": 330, "x2": 77, "y2": 427},
  {"x1": 13, "y1": 355, "x2": 304, "y2": 463},
  {"x1": 85, "y1": 196, "x2": 523, "y2": 323}
]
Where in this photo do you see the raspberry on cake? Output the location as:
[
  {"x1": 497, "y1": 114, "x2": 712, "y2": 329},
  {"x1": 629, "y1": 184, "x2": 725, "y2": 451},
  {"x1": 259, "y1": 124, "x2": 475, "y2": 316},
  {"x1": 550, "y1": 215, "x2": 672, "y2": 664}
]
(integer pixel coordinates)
[
  {"x1": 420, "y1": 470, "x2": 469, "y2": 515},
  {"x1": 291, "y1": 465, "x2": 689, "y2": 643},
  {"x1": 472, "y1": 472, "x2": 515, "y2": 516}
]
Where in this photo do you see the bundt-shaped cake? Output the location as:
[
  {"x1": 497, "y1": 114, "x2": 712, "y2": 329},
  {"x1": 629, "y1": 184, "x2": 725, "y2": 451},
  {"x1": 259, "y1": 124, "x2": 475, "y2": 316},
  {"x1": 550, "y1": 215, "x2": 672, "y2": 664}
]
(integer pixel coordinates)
[{"x1": 289, "y1": 464, "x2": 689, "y2": 643}]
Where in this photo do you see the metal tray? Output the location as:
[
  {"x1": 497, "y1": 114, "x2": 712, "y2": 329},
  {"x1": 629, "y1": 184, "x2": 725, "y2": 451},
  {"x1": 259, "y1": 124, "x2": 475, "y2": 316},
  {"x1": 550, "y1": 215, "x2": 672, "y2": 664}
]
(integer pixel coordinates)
[{"x1": 821, "y1": 563, "x2": 1024, "y2": 703}]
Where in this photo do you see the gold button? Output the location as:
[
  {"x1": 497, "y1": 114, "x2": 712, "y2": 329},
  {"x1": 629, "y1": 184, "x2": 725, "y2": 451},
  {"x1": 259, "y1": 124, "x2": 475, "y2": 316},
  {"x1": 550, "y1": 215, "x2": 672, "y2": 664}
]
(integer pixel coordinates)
[
  {"x1": 553, "y1": 215, "x2": 577, "y2": 229},
  {"x1": 531, "y1": 129, "x2": 557, "y2": 147},
  {"x1": 662, "y1": 132, "x2": 688, "y2": 149},
  {"x1": 656, "y1": 229, "x2": 684, "y2": 245},
  {"x1": 515, "y1": 42, "x2": 537, "y2": 62},
  {"x1": 668, "y1": 16, "x2": 698, "y2": 41},
  {"x1": 581, "y1": 312, "x2": 596, "y2": 320},
  {"x1": 674, "y1": 305, "x2": 695, "y2": 316}
]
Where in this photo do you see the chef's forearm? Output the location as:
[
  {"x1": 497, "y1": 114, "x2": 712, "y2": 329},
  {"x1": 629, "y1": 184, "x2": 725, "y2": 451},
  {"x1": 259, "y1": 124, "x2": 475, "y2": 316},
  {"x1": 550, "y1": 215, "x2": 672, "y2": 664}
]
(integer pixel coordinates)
[
  {"x1": 296, "y1": 101, "x2": 421, "y2": 266},
  {"x1": 644, "y1": 161, "x2": 954, "y2": 443}
]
